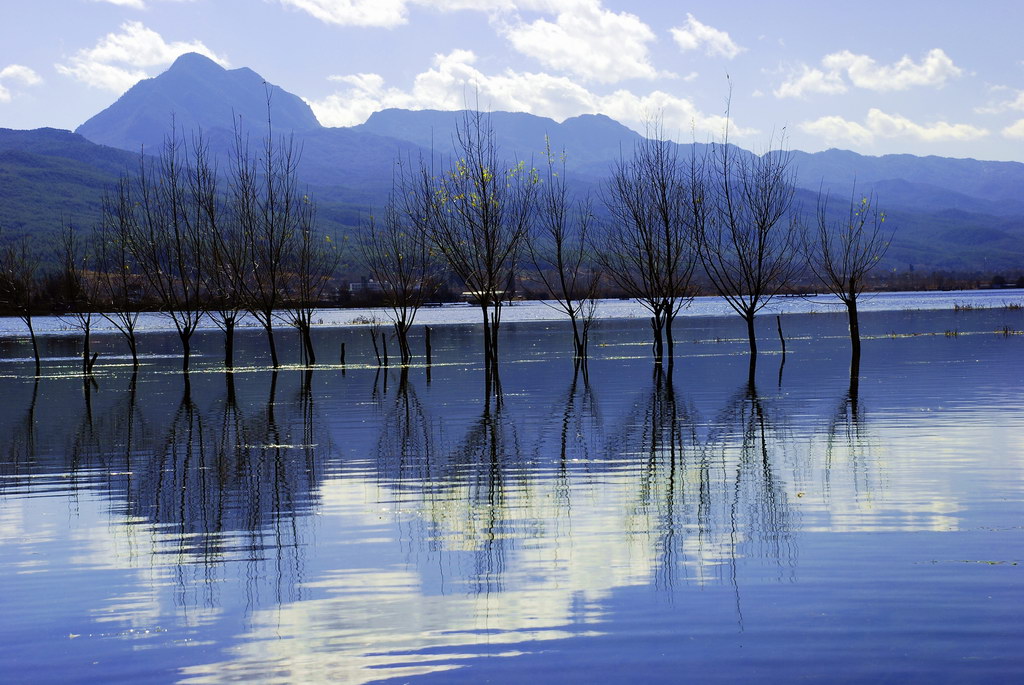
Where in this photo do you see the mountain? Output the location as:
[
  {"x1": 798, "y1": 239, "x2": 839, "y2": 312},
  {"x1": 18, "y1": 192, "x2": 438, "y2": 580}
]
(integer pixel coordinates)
[
  {"x1": 354, "y1": 108, "x2": 642, "y2": 176},
  {"x1": 0, "y1": 128, "x2": 140, "y2": 252},
  {"x1": 791, "y1": 148, "x2": 1024, "y2": 216},
  {"x1": 76, "y1": 52, "x2": 320, "y2": 152},
  {"x1": 1, "y1": 53, "x2": 1021, "y2": 274}
]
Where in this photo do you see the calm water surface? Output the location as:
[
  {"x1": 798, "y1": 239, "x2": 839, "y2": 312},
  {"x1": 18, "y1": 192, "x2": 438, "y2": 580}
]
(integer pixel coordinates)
[{"x1": 0, "y1": 295, "x2": 1022, "y2": 683}]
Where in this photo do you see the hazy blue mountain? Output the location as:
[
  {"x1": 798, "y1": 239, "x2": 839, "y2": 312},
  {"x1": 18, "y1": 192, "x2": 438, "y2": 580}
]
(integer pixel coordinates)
[
  {"x1": 354, "y1": 108, "x2": 641, "y2": 174},
  {"x1": 76, "y1": 52, "x2": 320, "y2": 152},
  {"x1": 791, "y1": 148, "x2": 1024, "y2": 216},
  {"x1": 0, "y1": 128, "x2": 139, "y2": 252}
]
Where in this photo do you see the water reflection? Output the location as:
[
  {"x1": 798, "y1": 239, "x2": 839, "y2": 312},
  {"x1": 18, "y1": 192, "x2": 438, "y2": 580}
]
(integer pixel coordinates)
[
  {"x1": 1, "y1": 368, "x2": 332, "y2": 613},
  {"x1": 2, "y1": 312, "x2": 1023, "y2": 683}
]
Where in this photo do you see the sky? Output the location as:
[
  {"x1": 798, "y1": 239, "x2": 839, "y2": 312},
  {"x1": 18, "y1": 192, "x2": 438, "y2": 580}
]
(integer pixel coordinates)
[{"x1": 2, "y1": 0, "x2": 1024, "y2": 161}]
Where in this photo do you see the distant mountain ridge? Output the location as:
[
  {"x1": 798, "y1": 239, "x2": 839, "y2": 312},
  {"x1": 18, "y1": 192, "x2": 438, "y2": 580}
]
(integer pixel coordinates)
[{"x1": 0, "y1": 52, "x2": 1020, "y2": 272}]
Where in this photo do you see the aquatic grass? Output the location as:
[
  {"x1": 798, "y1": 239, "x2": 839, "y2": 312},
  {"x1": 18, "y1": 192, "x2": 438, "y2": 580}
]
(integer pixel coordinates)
[
  {"x1": 944, "y1": 329, "x2": 959, "y2": 337},
  {"x1": 953, "y1": 302, "x2": 982, "y2": 311},
  {"x1": 997, "y1": 325, "x2": 1021, "y2": 336}
]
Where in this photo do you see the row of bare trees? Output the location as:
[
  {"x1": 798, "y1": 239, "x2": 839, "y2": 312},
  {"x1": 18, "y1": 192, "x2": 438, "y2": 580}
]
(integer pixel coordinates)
[
  {"x1": 0, "y1": 119, "x2": 338, "y2": 375},
  {"x1": 2, "y1": 109, "x2": 888, "y2": 380},
  {"x1": 358, "y1": 109, "x2": 891, "y2": 385}
]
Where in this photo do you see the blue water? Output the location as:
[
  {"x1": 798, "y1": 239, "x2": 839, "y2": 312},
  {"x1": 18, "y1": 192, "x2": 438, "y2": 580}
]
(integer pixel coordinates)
[{"x1": 0, "y1": 297, "x2": 1021, "y2": 683}]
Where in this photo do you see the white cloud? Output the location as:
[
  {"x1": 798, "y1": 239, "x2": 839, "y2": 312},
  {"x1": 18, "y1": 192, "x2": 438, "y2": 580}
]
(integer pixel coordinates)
[
  {"x1": 670, "y1": 14, "x2": 743, "y2": 59},
  {"x1": 55, "y1": 21, "x2": 228, "y2": 92},
  {"x1": 275, "y1": 0, "x2": 554, "y2": 28},
  {"x1": 94, "y1": 0, "x2": 146, "y2": 7},
  {"x1": 776, "y1": 48, "x2": 962, "y2": 98},
  {"x1": 0, "y1": 64, "x2": 42, "y2": 103},
  {"x1": 278, "y1": 1, "x2": 661, "y2": 84},
  {"x1": 277, "y1": 0, "x2": 409, "y2": 27},
  {"x1": 92, "y1": 0, "x2": 198, "y2": 8},
  {"x1": 308, "y1": 49, "x2": 746, "y2": 139},
  {"x1": 801, "y1": 115, "x2": 873, "y2": 146},
  {"x1": 824, "y1": 48, "x2": 962, "y2": 91},
  {"x1": 773, "y1": 65, "x2": 847, "y2": 98},
  {"x1": 1002, "y1": 119, "x2": 1024, "y2": 139},
  {"x1": 975, "y1": 87, "x2": 1024, "y2": 115},
  {"x1": 503, "y1": 1, "x2": 661, "y2": 83},
  {"x1": 801, "y1": 108, "x2": 988, "y2": 145}
]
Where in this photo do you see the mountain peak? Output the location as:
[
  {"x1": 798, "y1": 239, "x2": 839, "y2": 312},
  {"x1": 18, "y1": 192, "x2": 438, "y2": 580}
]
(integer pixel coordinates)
[
  {"x1": 168, "y1": 52, "x2": 224, "y2": 73},
  {"x1": 75, "y1": 55, "x2": 320, "y2": 152}
]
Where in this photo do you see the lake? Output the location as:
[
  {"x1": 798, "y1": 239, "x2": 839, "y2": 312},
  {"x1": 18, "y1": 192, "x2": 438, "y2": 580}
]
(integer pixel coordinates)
[{"x1": 0, "y1": 291, "x2": 1022, "y2": 683}]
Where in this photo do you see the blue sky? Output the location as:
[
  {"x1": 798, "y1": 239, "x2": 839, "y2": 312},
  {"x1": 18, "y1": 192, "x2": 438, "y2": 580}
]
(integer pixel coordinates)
[{"x1": 2, "y1": 0, "x2": 1023, "y2": 160}]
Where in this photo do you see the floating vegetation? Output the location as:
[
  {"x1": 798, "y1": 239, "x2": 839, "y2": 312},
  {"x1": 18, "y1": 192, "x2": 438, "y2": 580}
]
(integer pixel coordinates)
[
  {"x1": 944, "y1": 329, "x2": 959, "y2": 337},
  {"x1": 954, "y1": 302, "x2": 982, "y2": 311},
  {"x1": 997, "y1": 325, "x2": 1021, "y2": 337},
  {"x1": 1003, "y1": 301, "x2": 1023, "y2": 311}
]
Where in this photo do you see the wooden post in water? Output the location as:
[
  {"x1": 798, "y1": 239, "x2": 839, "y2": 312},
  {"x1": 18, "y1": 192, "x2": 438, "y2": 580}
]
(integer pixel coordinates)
[
  {"x1": 382, "y1": 336, "x2": 389, "y2": 367},
  {"x1": 340, "y1": 342, "x2": 346, "y2": 368},
  {"x1": 425, "y1": 326, "x2": 432, "y2": 366},
  {"x1": 370, "y1": 330, "x2": 382, "y2": 366},
  {"x1": 776, "y1": 315, "x2": 787, "y2": 357}
]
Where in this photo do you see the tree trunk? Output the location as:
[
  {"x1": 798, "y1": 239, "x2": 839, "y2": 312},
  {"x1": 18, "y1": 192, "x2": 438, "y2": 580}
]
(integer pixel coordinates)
[
  {"x1": 264, "y1": 319, "x2": 279, "y2": 369},
  {"x1": 128, "y1": 334, "x2": 139, "y2": 368},
  {"x1": 490, "y1": 308, "x2": 500, "y2": 364},
  {"x1": 27, "y1": 315, "x2": 40, "y2": 375},
  {"x1": 665, "y1": 312, "x2": 675, "y2": 363},
  {"x1": 480, "y1": 303, "x2": 492, "y2": 370},
  {"x1": 848, "y1": 298, "x2": 861, "y2": 363},
  {"x1": 180, "y1": 332, "x2": 191, "y2": 373},
  {"x1": 303, "y1": 324, "x2": 316, "y2": 365},
  {"x1": 650, "y1": 313, "x2": 664, "y2": 365},
  {"x1": 745, "y1": 313, "x2": 757, "y2": 357},
  {"x1": 570, "y1": 316, "x2": 583, "y2": 360},
  {"x1": 82, "y1": 326, "x2": 91, "y2": 376},
  {"x1": 224, "y1": 319, "x2": 235, "y2": 370}
]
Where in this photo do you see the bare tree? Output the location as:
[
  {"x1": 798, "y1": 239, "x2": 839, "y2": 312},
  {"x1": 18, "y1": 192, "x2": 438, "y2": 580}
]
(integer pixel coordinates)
[
  {"x1": 96, "y1": 179, "x2": 144, "y2": 366},
  {"x1": 0, "y1": 233, "x2": 44, "y2": 374},
  {"x1": 230, "y1": 116, "x2": 303, "y2": 369},
  {"x1": 281, "y1": 194, "x2": 338, "y2": 366},
  {"x1": 188, "y1": 133, "x2": 247, "y2": 370},
  {"x1": 806, "y1": 186, "x2": 891, "y2": 361},
  {"x1": 128, "y1": 129, "x2": 207, "y2": 372},
  {"x1": 421, "y1": 109, "x2": 537, "y2": 381},
  {"x1": 696, "y1": 124, "x2": 802, "y2": 367},
  {"x1": 600, "y1": 122, "x2": 699, "y2": 366},
  {"x1": 361, "y1": 195, "x2": 437, "y2": 365},
  {"x1": 58, "y1": 224, "x2": 101, "y2": 375},
  {"x1": 529, "y1": 141, "x2": 600, "y2": 365}
]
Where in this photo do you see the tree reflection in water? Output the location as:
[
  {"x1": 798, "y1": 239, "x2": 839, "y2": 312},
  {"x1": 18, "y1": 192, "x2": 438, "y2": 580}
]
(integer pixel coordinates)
[
  {"x1": 822, "y1": 357, "x2": 878, "y2": 505},
  {"x1": 603, "y1": 368, "x2": 797, "y2": 603},
  {"x1": 1, "y1": 368, "x2": 332, "y2": 613}
]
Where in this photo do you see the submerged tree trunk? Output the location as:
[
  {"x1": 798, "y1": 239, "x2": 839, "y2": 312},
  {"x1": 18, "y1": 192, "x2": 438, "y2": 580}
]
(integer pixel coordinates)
[
  {"x1": 481, "y1": 303, "x2": 493, "y2": 372},
  {"x1": 847, "y1": 297, "x2": 861, "y2": 363},
  {"x1": 302, "y1": 324, "x2": 316, "y2": 366},
  {"x1": 224, "y1": 319, "x2": 235, "y2": 370},
  {"x1": 127, "y1": 334, "x2": 139, "y2": 368},
  {"x1": 26, "y1": 315, "x2": 40, "y2": 375},
  {"x1": 394, "y1": 322, "x2": 412, "y2": 365},
  {"x1": 651, "y1": 314, "x2": 665, "y2": 365},
  {"x1": 82, "y1": 330, "x2": 91, "y2": 376},
  {"x1": 665, "y1": 311, "x2": 675, "y2": 365},
  {"x1": 264, "y1": 319, "x2": 279, "y2": 369},
  {"x1": 745, "y1": 313, "x2": 758, "y2": 357},
  {"x1": 180, "y1": 332, "x2": 191, "y2": 373}
]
